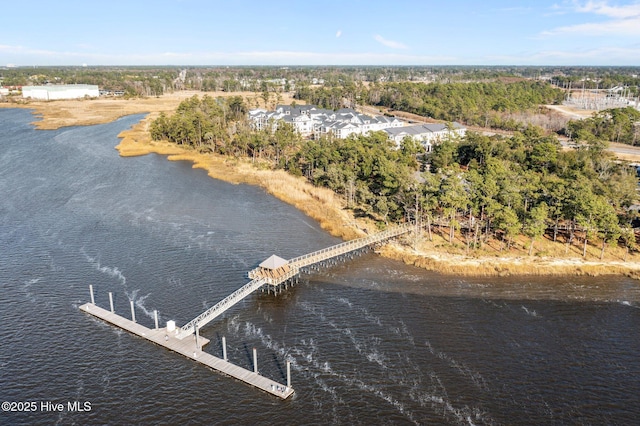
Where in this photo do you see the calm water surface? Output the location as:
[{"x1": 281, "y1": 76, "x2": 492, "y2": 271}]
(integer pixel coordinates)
[{"x1": 1, "y1": 109, "x2": 639, "y2": 425}]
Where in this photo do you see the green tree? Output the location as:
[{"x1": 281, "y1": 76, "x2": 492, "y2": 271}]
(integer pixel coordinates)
[
  {"x1": 439, "y1": 173, "x2": 469, "y2": 243},
  {"x1": 495, "y1": 206, "x2": 520, "y2": 250},
  {"x1": 524, "y1": 202, "x2": 548, "y2": 256},
  {"x1": 430, "y1": 138, "x2": 457, "y2": 172},
  {"x1": 421, "y1": 173, "x2": 441, "y2": 241},
  {"x1": 620, "y1": 227, "x2": 636, "y2": 261},
  {"x1": 575, "y1": 193, "x2": 614, "y2": 258}
]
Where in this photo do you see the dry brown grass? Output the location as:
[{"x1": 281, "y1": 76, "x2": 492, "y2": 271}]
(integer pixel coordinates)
[
  {"x1": 544, "y1": 104, "x2": 596, "y2": 120},
  {"x1": 379, "y1": 226, "x2": 640, "y2": 279},
  {"x1": 173, "y1": 153, "x2": 364, "y2": 240},
  {"x1": 12, "y1": 93, "x2": 640, "y2": 279},
  {"x1": 0, "y1": 90, "x2": 300, "y2": 130},
  {"x1": 116, "y1": 113, "x2": 364, "y2": 241},
  {"x1": 381, "y1": 242, "x2": 640, "y2": 278}
]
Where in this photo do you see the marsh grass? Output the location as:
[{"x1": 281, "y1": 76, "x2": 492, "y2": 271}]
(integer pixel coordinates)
[
  {"x1": 120, "y1": 123, "x2": 640, "y2": 279},
  {"x1": 13, "y1": 93, "x2": 640, "y2": 279},
  {"x1": 117, "y1": 115, "x2": 366, "y2": 241},
  {"x1": 383, "y1": 229, "x2": 640, "y2": 278}
]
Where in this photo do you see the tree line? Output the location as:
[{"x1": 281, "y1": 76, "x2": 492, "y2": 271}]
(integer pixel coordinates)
[
  {"x1": 150, "y1": 95, "x2": 305, "y2": 167},
  {"x1": 150, "y1": 95, "x2": 638, "y2": 257},
  {"x1": 0, "y1": 66, "x2": 176, "y2": 97},
  {"x1": 295, "y1": 80, "x2": 565, "y2": 131},
  {"x1": 426, "y1": 127, "x2": 637, "y2": 257},
  {"x1": 566, "y1": 107, "x2": 640, "y2": 146},
  {"x1": 7, "y1": 65, "x2": 639, "y2": 94}
]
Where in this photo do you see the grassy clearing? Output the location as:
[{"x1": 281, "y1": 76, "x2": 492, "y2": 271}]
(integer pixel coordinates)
[
  {"x1": 0, "y1": 90, "x2": 300, "y2": 130},
  {"x1": 379, "y1": 226, "x2": 640, "y2": 279}
]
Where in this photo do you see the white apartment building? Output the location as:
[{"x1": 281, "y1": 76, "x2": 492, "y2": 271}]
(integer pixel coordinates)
[
  {"x1": 248, "y1": 105, "x2": 403, "y2": 139},
  {"x1": 384, "y1": 122, "x2": 467, "y2": 152}
]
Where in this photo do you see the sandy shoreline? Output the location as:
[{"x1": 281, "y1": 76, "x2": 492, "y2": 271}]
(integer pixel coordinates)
[{"x1": 4, "y1": 93, "x2": 640, "y2": 279}]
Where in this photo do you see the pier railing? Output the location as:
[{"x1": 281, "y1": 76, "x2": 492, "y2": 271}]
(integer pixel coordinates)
[
  {"x1": 178, "y1": 223, "x2": 413, "y2": 339},
  {"x1": 176, "y1": 278, "x2": 267, "y2": 339},
  {"x1": 287, "y1": 223, "x2": 412, "y2": 269},
  {"x1": 248, "y1": 266, "x2": 301, "y2": 285}
]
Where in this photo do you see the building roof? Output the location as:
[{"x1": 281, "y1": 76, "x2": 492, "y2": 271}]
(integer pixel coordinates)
[
  {"x1": 384, "y1": 122, "x2": 466, "y2": 138},
  {"x1": 22, "y1": 84, "x2": 99, "y2": 91},
  {"x1": 384, "y1": 124, "x2": 430, "y2": 137},
  {"x1": 259, "y1": 255, "x2": 288, "y2": 270},
  {"x1": 249, "y1": 104, "x2": 412, "y2": 138}
]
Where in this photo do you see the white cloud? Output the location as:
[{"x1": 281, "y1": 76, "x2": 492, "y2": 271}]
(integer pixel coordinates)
[
  {"x1": 373, "y1": 34, "x2": 408, "y2": 50},
  {"x1": 573, "y1": 0, "x2": 640, "y2": 18},
  {"x1": 4, "y1": 41, "x2": 638, "y2": 66},
  {"x1": 0, "y1": 44, "x2": 74, "y2": 57},
  {"x1": 542, "y1": 18, "x2": 640, "y2": 36},
  {"x1": 0, "y1": 44, "x2": 23, "y2": 52},
  {"x1": 543, "y1": 1, "x2": 640, "y2": 36},
  {"x1": 484, "y1": 45, "x2": 640, "y2": 65},
  {"x1": 218, "y1": 50, "x2": 449, "y2": 65},
  {"x1": 336, "y1": 30, "x2": 342, "y2": 38}
]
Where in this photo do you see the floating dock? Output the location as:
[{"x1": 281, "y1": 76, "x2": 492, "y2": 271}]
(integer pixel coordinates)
[
  {"x1": 79, "y1": 302, "x2": 294, "y2": 399},
  {"x1": 79, "y1": 224, "x2": 413, "y2": 398}
]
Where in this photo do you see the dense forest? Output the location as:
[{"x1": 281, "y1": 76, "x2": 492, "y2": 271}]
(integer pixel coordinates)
[
  {"x1": 369, "y1": 81, "x2": 564, "y2": 130},
  {"x1": 0, "y1": 66, "x2": 175, "y2": 97},
  {"x1": 566, "y1": 107, "x2": 640, "y2": 146},
  {"x1": 4, "y1": 65, "x2": 639, "y2": 256},
  {"x1": 3, "y1": 66, "x2": 637, "y2": 135},
  {"x1": 3, "y1": 64, "x2": 639, "y2": 97},
  {"x1": 295, "y1": 80, "x2": 566, "y2": 131},
  {"x1": 150, "y1": 95, "x2": 249, "y2": 150},
  {"x1": 150, "y1": 95, "x2": 638, "y2": 257}
]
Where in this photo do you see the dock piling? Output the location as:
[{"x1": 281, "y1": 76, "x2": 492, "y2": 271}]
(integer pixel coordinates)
[
  {"x1": 222, "y1": 336, "x2": 227, "y2": 361},
  {"x1": 194, "y1": 323, "x2": 200, "y2": 350},
  {"x1": 130, "y1": 299, "x2": 136, "y2": 323},
  {"x1": 80, "y1": 225, "x2": 410, "y2": 398},
  {"x1": 79, "y1": 302, "x2": 293, "y2": 399},
  {"x1": 253, "y1": 347, "x2": 258, "y2": 373}
]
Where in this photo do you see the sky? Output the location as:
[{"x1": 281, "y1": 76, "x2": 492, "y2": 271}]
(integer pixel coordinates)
[{"x1": 1, "y1": 0, "x2": 639, "y2": 66}]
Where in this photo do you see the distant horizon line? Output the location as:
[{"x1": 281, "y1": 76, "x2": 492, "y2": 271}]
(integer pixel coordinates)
[{"x1": 3, "y1": 64, "x2": 640, "y2": 69}]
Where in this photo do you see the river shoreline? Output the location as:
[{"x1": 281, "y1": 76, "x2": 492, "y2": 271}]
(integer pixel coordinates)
[{"x1": 4, "y1": 96, "x2": 640, "y2": 279}]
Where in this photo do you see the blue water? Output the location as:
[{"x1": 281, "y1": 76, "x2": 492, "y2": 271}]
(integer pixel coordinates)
[{"x1": 1, "y1": 108, "x2": 639, "y2": 425}]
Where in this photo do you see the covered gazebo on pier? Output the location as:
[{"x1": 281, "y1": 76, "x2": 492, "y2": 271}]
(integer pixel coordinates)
[{"x1": 255, "y1": 255, "x2": 293, "y2": 285}]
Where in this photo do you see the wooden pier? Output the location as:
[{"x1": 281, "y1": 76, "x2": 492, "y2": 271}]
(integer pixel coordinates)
[
  {"x1": 80, "y1": 224, "x2": 413, "y2": 397},
  {"x1": 79, "y1": 302, "x2": 294, "y2": 399},
  {"x1": 249, "y1": 223, "x2": 413, "y2": 285},
  {"x1": 176, "y1": 223, "x2": 413, "y2": 339}
]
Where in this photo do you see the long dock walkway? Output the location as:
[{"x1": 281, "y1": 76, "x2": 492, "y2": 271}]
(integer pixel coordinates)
[
  {"x1": 249, "y1": 223, "x2": 412, "y2": 285},
  {"x1": 288, "y1": 223, "x2": 412, "y2": 271},
  {"x1": 80, "y1": 223, "x2": 412, "y2": 397},
  {"x1": 177, "y1": 223, "x2": 413, "y2": 339},
  {"x1": 79, "y1": 302, "x2": 293, "y2": 399},
  {"x1": 176, "y1": 278, "x2": 266, "y2": 339}
]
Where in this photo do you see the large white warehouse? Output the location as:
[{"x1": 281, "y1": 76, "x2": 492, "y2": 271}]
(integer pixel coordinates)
[{"x1": 22, "y1": 84, "x2": 100, "y2": 100}]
